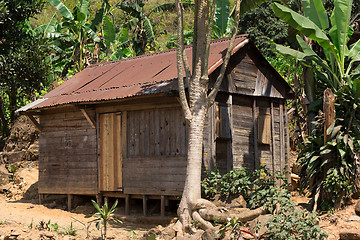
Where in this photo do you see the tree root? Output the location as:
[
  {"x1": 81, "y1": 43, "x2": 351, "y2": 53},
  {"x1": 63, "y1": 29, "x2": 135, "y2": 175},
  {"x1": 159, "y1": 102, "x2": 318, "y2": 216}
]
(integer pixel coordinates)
[
  {"x1": 192, "y1": 211, "x2": 213, "y2": 230},
  {"x1": 198, "y1": 206, "x2": 267, "y2": 223},
  {"x1": 233, "y1": 206, "x2": 267, "y2": 223},
  {"x1": 191, "y1": 198, "x2": 217, "y2": 210},
  {"x1": 199, "y1": 207, "x2": 230, "y2": 223}
]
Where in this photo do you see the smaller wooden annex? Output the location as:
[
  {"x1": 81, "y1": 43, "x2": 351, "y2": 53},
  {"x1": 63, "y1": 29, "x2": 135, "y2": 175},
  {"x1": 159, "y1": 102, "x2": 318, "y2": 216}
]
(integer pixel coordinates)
[{"x1": 18, "y1": 35, "x2": 294, "y2": 215}]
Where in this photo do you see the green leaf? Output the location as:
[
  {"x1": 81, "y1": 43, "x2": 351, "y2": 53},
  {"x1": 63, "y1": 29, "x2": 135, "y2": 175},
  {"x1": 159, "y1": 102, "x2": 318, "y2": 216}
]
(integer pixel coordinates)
[
  {"x1": 47, "y1": 0, "x2": 73, "y2": 20},
  {"x1": 326, "y1": 122, "x2": 335, "y2": 136},
  {"x1": 329, "y1": 0, "x2": 354, "y2": 69},
  {"x1": 240, "y1": 0, "x2": 266, "y2": 15},
  {"x1": 272, "y1": 3, "x2": 336, "y2": 58},
  {"x1": 80, "y1": 0, "x2": 90, "y2": 17},
  {"x1": 214, "y1": 0, "x2": 230, "y2": 36},
  {"x1": 143, "y1": 17, "x2": 154, "y2": 40},
  {"x1": 110, "y1": 199, "x2": 118, "y2": 213},
  {"x1": 309, "y1": 155, "x2": 320, "y2": 164},
  {"x1": 103, "y1": 16, "x2": 115, "y2": 47},
  {"x1": 90, "y1": 8, "x2": 104, "y2": 30},
  {"x1": 76, "y1": 11, "x2": 86, "y2": 22},
  {"x1": 84, "y1": 24, "x2": 100, "y2": 43},
  {"x1": 275, "y1": 44, "x2": 307, "y2": 60},
  {"x1": 302, "y1": 0, "x2": 329, "y2": 30},
  {"x1": 349, "y1": 40, "x2": 360, "y2": 61},
  {"x1": 320, "y1": 149, "x2": 332, "y2": 155},
  {"x1": 91, "y1": 200, "x2": 102, "y2": 213},
  {"x1": 339, "y1": 149, "x2": 346, "y2": 159},
  {"x1": 296, "y1": 35, "x2": 318, "y2": 56}
]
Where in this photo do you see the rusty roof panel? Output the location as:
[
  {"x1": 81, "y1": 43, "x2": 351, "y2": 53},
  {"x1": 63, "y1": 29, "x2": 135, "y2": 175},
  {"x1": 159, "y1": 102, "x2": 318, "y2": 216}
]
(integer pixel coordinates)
[{"x1": 19, "y1": 35, "x2": 249, "y2": 111}]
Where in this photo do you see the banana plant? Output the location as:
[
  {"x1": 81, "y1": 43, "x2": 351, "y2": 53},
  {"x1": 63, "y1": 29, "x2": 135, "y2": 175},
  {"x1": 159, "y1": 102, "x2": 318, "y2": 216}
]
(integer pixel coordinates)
[
  {"x1": 273, "y1": 0, "x2": 360, "y2": 210},
  {"x1": 116, "y1": 0, "x2": 156, "y2": 55},
  {"x1": 45, "y1": 0, "x2": 102, "y2": 72},
  {"x1": 272, "y1": 0, "x2": 360, "y2": 89}
]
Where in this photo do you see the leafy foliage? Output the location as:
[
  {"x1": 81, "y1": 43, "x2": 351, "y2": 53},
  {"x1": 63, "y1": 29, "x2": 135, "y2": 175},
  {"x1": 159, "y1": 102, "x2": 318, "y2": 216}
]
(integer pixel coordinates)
[
  {"x1": 238, "y1": 1, "x2": 291, "y2": 57},
  {"x1": 0, "y1": 0, "x2": 51, "y2": 147},
  {"x1": 202, "y1": 168, "x2": 252, "y2": 199},
  {"x1": 274, "y1": 0, "x2": 360, "y2": 210},
  {"x1": 202, "y1": 167, "x2": 327, "y2": 239},
  {"x1": 266, "y1": 208, "x2": 327, "y2": 240},
  {"x1": 86, "y1": 200, "x2": 122, "y2": 240}
]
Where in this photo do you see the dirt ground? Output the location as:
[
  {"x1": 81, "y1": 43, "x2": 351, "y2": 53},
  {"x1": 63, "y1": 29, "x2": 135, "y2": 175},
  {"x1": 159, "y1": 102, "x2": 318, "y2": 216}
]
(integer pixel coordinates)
[
  {"x1": 1, "y1": 163, "x2": 360, "y2": 239},
  {"x1": 0, "y1": 163, "x2": 168, "y2": 240}
]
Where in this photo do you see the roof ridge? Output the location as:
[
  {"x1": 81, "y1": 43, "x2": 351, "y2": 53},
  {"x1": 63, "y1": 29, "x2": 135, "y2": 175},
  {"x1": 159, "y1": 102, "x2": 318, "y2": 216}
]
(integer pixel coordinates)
[{"x1": 88, "y1": 34, "x2": 249, "y2": 69}]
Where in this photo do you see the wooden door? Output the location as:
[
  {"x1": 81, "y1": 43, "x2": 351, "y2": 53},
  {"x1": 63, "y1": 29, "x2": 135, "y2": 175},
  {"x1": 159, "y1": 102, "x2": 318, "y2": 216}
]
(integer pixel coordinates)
[{"x1": 99, "y1": 112, "x2": 123, "y2": 191}]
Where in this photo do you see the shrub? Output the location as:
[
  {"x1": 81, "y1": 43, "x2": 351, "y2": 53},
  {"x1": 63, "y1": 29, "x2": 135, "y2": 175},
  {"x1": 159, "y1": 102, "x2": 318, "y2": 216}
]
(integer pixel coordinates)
[
  {"x1": 202, "y1": 167, "x2": 328, "y2": 239},
  {"x1": 201, "y1": 167, "x2": 252, "y2": 198}
]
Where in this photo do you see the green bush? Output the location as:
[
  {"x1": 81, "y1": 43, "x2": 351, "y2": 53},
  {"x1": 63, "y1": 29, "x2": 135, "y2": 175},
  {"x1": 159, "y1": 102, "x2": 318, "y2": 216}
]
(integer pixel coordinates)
[
  {"x1": 201, "y1": 167, "x2": 252, "y2": 198},
  {"x1": 202, "y1": 167, "x2": 328, "y2": 239}
]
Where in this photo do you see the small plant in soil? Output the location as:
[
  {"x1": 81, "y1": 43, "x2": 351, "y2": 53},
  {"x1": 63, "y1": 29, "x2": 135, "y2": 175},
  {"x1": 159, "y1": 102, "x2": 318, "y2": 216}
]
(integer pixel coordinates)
[
  {"x1": 0, "y1": 220, "x2": 7, "y2": 225},
  {"x1": 7, "y1": 164, "x2": 17, "y2": 181},
  {"x1": 86, "y1": 199, "x2": 122, "y2": 240},
  {"x1": 60, "y1": 222, "x2": 77, "y2": 236},
  {"x1": 35, "y1": 219, "x2": 59, "y2": 232}
]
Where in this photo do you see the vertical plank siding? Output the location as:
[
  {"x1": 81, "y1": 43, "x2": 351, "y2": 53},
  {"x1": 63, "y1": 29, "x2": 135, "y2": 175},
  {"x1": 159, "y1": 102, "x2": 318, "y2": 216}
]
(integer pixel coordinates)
[
  {"x1": 39, "y1": 109, "x2": 97, "y2": 195},
  {"x1": 99, "y1": 113, "x2": 123, "y2": 192},
  {"x1": 232, "y1": 96, "x2": 255, "y2": 171},
  {"x1": 231, "y1": 96, "x2": 287, "y2": 175},
  {"x1": 123, "y1": 107, "x2": 187, "y2": 195}
]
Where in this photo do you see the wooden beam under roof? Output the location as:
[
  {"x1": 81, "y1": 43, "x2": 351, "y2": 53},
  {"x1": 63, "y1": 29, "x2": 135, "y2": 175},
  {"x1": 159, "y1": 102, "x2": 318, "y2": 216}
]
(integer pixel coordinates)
[{"x1": 24, "y1": 114, "x2": 42, "y2": 131}]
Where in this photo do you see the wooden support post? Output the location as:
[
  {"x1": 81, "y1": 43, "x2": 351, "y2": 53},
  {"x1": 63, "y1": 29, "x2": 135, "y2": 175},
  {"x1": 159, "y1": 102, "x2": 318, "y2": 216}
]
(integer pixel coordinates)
[
  {"x1": 143, "y1": 195, "x2": 148, "y2": 217},
  {"x1": 125, "y1": 195, "x2": 130, "y2": 215},
  {"x1": 96, "y1": 194, "x2": 102, "y2": 206},
  {"x1": 161, "y1": 195, "x2": 166, "y2": 217},
  {"x1": 284, "y1": 102, "x2": 291, "y2": 185},
  {"x1": 279, "y1": 101, "x2": 284, "y2": 174},
  {"x1": 253, "y1": 99, "x2": 258, "y2": 169},
  {"x1": 67, "y1": 194, "x2": 72, "y2": 211},
  {"x1": 39, "y1": 194, "x2": 44, "y2": 204},
  {"x1": 270, "y1": 100, "x2": 276, "y2": 175}
]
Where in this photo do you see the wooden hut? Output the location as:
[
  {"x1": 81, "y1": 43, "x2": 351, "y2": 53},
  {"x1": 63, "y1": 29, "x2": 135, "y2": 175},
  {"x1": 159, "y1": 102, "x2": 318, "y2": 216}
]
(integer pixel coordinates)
[{"x1": 18, "y1": 35, "x2": 294, "y2": 214}]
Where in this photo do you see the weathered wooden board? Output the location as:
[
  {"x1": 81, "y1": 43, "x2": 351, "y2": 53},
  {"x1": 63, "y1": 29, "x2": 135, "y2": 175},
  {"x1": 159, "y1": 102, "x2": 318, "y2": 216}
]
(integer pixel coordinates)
[
  {"x1": 99, "y1": 112, "x2": 123, "y2": 192},
  {"x1": 38, "y1": 109, "x2": 98, "y2": 195},
  {"x1": 231, "y1": 95, "x2": 255, "y2": 171},
  {"x1": 126, "y1": 107, "x2": 187, "y2": 157},
  {"x1": 122, "y1": 156, "x2": 186, "y2": 195}
]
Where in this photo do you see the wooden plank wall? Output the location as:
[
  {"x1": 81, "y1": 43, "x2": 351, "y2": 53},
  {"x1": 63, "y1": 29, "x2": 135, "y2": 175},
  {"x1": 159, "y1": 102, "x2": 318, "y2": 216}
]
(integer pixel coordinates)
[
  {"x1": 203, "y1": 105, "x2": 216, "y2": 170},
  {"x1": 232, "y1": 96, "x2": 287, "y2": 174},
  {"x1": 39, "y1": 108, "x2": 97, "y2": 195},
  {"x1": 123, "y1": 107, "x2": 187, "y2": 195},
  {"x1": 228, "y1": 54, "x2": 258, "y2": 95},
  {"x1": 232, "y1": 95, "x2": 255, "y2": 171}
]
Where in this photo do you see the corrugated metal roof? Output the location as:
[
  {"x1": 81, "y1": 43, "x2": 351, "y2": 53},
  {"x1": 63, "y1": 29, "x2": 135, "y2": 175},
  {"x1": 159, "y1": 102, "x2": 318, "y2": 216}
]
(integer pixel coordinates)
[{"x1": 19, "y1": 35, "x2": 250, "y2": 112}]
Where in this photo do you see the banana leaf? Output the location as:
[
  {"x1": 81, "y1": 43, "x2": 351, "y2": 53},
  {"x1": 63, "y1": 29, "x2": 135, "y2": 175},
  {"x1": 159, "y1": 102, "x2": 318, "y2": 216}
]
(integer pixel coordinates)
[
  {"x1": 329, "y1": 0, "x2": 354, "y2": 67},
  {"x1": 47, "y1": 0, "x2": 73, "y2": 20},
  {"x1": 214, "y1": 0, "x2": 230, "y2": 36},
  {"x1": 272, "y1": 2, "x2": 337, "y2": 59},
  {"x1": 103, "y1": 16, "x2": 115, "y2": 48},
  {"x1": 302, "y1": 0, "x2": 329, "y2": 30}
]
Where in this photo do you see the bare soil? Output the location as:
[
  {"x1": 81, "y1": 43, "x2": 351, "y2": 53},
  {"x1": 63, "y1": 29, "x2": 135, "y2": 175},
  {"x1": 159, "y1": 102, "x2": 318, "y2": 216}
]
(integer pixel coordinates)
[{"x1": 0, "y1": 163, "x2": 167, "y2": 240}]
